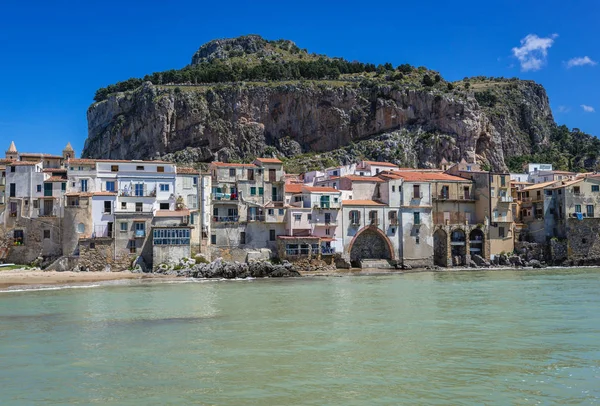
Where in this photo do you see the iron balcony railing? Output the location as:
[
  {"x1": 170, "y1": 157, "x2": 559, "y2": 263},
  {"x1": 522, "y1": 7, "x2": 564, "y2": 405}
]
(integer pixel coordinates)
[{"x1": 212, "y1": 215, "x2": 240, "y2": 223}]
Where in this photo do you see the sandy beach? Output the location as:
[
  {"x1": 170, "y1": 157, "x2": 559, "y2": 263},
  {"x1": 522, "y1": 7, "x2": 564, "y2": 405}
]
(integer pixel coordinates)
[{"x1": 0, "y1": 268, "x2": 169, "y2": 289}]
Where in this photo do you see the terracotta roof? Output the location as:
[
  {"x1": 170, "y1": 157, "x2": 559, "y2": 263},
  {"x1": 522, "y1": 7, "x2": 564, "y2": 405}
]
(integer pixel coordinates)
[
  {"x1": 277, "y1": 235, "x2": 320, "y2": 240},
  {"x1": 210, "y1": 162, "x2": 257, "y2": 168},
  {"x1": 19, "y1": 153, "x2": 63, "y2": 159},
  {"x1": 341, "y1": 175, "x2": 384, "y2": 182},
  {"x1": 521, "y1": 180, "x2": 560, "y2": 191},
  {"x1": 255, "y1": 158, "x2": 282, "y2": 164},
  {"x1": 285, "y1": 184, "x2": 304, "y2": 194},
  {"x1": 390, "y1": 171, "x2": 469, "y2": 182},
  {"x1": 548, "y1": 170, "x2": 576, "y2": 175},
  {"x1": 67, "y1": 159, "x2": 97, "y2": 165},
  {"x1": 301, "y1": 186, "x2": 340, "y2": 193},
  {"x1": 65, "y1": 192, "x2": 90, "y2": 197},
  {"x1": 511, "y1": 181, "x2": 533, "y2": 185},
  {"x1": 154, "y1": 209, "x2": 190, "y2": 217},
  {"x1": 96, "y1": 159, "x2": 170, "y2": 164},
  {"x1": 43, "y1": 168, "x2": 67, "y2": 173},
  {"x1": 9, "y1": 161, "x2": 41, "y2": 166},
  {"x1": 177, "y1": 167, "x2": 199, "y2": 174},
  {"x1": 45, "y1": 176, "x2": 68, "y2": 182},
  {"x1": 548, "y1": 179, "x2": 583, "y2": 189},
  {"x1": 361, "y1": 161, "x2": 399, "y2": 168},
  {"x1": 342, "y1": 200, "x2": 386, "y2": 206},
  {"x1": 92, "y1": 192, "x2": 118, "y2": 196}
]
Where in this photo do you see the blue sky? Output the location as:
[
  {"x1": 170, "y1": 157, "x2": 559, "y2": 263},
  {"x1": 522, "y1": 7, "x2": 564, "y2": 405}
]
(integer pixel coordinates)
[{"x1": 1, "y1": 0, "x2": 598, "y2": 156}]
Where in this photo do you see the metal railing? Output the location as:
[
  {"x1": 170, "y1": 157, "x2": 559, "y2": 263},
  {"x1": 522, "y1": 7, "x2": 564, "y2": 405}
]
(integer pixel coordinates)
[
  {"x1": 38, "y1": 207, "x2": 57, "y2": 217},
  {"x1": 247, "y1": 215, "x2": 265, "y2": 222},
  {"x1": 499, "y1": 196, "x2": 514, "y2": 203},
  {"x1": 212, "y1": 215, "x2": 240, "y2": 223},
  {"x1": 312, "y1": 219, "x2": 338, "y2": 225},
  {"x1": 435, "y1": 193, "x2": 475, "y2": 201}
]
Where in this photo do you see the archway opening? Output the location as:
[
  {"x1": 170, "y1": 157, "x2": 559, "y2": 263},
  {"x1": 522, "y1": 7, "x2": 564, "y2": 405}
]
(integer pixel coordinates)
[
  {"x1": 469, "y1": 229, "x2": 484, "y2": 259},
  {"x1": 433, "y1": 229, "x2": 448, "y2": 267},
  {"x1": 350, "y1": 227, "x2": 392, "y2": 262},
  {"x1": 450, "y1": 229, "x2": 466, "y2": 266}
]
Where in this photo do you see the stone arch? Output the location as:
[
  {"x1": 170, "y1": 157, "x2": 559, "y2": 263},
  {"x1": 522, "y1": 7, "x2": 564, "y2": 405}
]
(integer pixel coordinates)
[
  {"x1": 450, "y1": 228, "x2": 466, "y2": 266},
  {"x1": 348, "y1": 226, "x2": 394, "y2": 261},
  {"x1": 433, "y1": 228, "x2": 448, "y2": 267},
  {"x1": 469, "y1": 228, "x2": 484, "y2": 259}
]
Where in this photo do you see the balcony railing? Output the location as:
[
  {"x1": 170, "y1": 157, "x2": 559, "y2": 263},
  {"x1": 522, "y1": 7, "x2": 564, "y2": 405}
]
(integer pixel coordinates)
[
  {"x1": 119, "y1": 188, "x2": 156, "y2": 197},
  {"x1": 499, "y1": 196, "x2": 514, "y2": 203},
  {"x1": 435, "y1": 193, "x2": 475, "y2": 201},
  {"x1": 247, "y1": 215, "x2": 265, "y2": 222},
  {"x1": 38, "y1": 207, "x2": 57, "y2": 217},
  {"x1": 321, "y1": 247, "x2": 336, "y2": 255},
  {"x1": 313, "y1": 202, "x2": 341, "y2": 209},
  {"x1": 212, "y1": 215, "x2": 240, "y2": 223},
  {"x1": 212, "y1": 193, "x2": 238, "y2": 201},
  {"x1": 312, "y1": 219, "x2": 338, "y2": 226},
  {"x1": 412, "y1": 192, "x2": 423, "y2": 199}
]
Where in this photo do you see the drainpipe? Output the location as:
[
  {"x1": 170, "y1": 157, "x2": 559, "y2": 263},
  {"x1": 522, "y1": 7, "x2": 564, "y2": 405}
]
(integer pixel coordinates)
[{"x1": 199, "y1": 173, "x2": 205, "y2": 254}]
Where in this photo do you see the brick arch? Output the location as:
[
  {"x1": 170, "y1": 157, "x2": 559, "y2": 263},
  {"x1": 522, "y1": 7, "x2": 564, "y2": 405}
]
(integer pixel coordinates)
[{"x1": 348, "y1": 226, "x2": 395, "y2": 261}]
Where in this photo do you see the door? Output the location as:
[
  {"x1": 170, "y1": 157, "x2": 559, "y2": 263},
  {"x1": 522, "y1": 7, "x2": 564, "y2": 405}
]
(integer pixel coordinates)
[
  {"x1": 272, "y1": 186, "x2": 277, "y2": 202},
  {"x1": 107, "y1": 222, "x2": 113, "y2": 238},
  {"x1": 44, "y1": 183, "x2": 53, "y2": 197},
  {"x1": 325, "y1": 213, "x2": 331, "y2": 224},
  {"x1": 43, "y1": 199, "x2": 53, "y2": 216},
  {"x1": 9, "y1": 183, "x2": 16, "y2": 197},
  {"x1": 269, "y1": 169, "x2": 276, "y2": 182}
]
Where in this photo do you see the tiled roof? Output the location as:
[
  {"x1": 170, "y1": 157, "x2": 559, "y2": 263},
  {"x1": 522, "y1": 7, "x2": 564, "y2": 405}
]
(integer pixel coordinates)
[
  {"x1": 67, "y1": 159, "x2": 97, "y2": 165},
  {"x1": 342, "y1": 175, "x2": 384, "y2": 182},
  {"x1": 177, "y1": 167, "x2": 199, "y2": 174},
  {"x1": 361, "y1": 161, "x2": 399, "y2": 167},
  {"x1": 19, "y1": 153, "x2": 63, "y2": 159},
  {"x1": 9, "y1": 161, "x2": 41, "y2": 166},
  {"x1": 548, "y1": 179, "x2": 583, "y2": 189},
  {"x1": 96, "y1": 159, "x2": 171, "y2": 164},
  {"x1": 301, "y1": 186, "x2": 340, "y2": 193},
  {"x1": 154, "y1": 209, "x2": 190, "y2": 217},
  {"x1": 342, "y1": 200, "x2": 386, "y2": 206},
  {"x1": 389, "y1": 171, "x2": 469, "y2": 182},
  {"x1": 521, "y1": 180, "x2": 560, "y2": 191},
  {"x1": 92, "y1": 192, "x2": 118, "y2": 196},
  {"x1": 210, "y1": 162, "x2": 257, "y2": 168},
  {"x1": 45, "y1": 176, "x2": 68, "y2": 182},
  {"x1": 43, "y1": 168, "x2": 67, "y2": 173},
  {"x1": 277, "y1": 235, "x2": 320, "y2": 240},
  {"x1": 285, "y1": 184, "x2": 304, "y2": 194},
  {"x1": 255, "y1": 158, "x2": 282, "y2": 164}
]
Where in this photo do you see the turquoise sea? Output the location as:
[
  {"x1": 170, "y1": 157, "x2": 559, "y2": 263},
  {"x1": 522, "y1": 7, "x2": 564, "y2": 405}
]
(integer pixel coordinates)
[{"x1": 1, "y1": 269, "x2": 599, "y2": 405}]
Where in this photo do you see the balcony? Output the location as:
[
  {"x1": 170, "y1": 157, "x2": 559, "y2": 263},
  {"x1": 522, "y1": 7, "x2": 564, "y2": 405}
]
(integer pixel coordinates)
[
  {"x1": 412, "y1": 192, "x2": 423, "y2": 200},
  {"x1": 212, "y1": 215, "x2": 240, "y2": 223},
  {"x1": 312, "y1": 218, "x2": 338, "y2": 226},
  {"x1": 320, "y1": 247, "x2": 336, "y2": 255},
  {"x1": 212, "y1": 192, "x2": 238, "y2": 202},
  {"x1": 119, "y1": 187, "x2": 156, "y2": 198},
  {"x1": 499, "y1": 196, "x2": 514, "y2": 203},
  {"x1": 434, "y1": 193, "x2": 475, "y2": 201},
  {"x1": 247, "y1": 215, "x2": 265, "y2": 222},
  {"x1": 38, "y1": 208, "x2": 57, "y2": 217},
  {"x1": 313, "y1": 202, "x2": 341, "y2": 210}
]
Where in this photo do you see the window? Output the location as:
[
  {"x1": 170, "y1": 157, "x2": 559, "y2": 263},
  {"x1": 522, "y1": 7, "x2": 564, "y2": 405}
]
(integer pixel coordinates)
[
  {"x1": 120, "y1": 222, "x2": 128, "y2": 232},
  {"x1": 77, "y1": 223, "x2": 85, "y2": 233},
  {"x1": 152, "y1": 229, "x2": 192, "y2": 246},
  {"x1": 558, "y1": 189, "x2": 562, "y2": 195},
  {"x1": 369, "y1": 210, "x2": 378, "y2": 225},
  {"x1": 227, "y1": 208, "x2": 238, "y2": 217},
  {"x1": 414, "y1": 212, "x2": 420, "y2": 225},
  {"x1": 307, "y1": 213, "x2": 312, "y2": 221},
  {"x1": 593, "y1": 185, "x2": 600, "y2": 192},
  {"x1": 250, "y1": 187, "x2": 257, "y2": 196},
  {"x1": 213, "y1": 207, "x2": 218, "y2": 216},
  {"x1": 376, "y1": 168, "x2": 380, "y2": 174},
  {"x1": 587, "y1": 205, "x2": 594, "y2": 217},
  {"x1": 500, "y1": 176, "x2": 506, "y2": 187},
  {"x1": 121, "y1": 202, "x2": 127, "y2": 209},
  {"x1": 278, "y1": 209, "x2": 284, "y2": 215},
  {"x1": 157, "y1": 166, "x2": 165, "y2": 173},
  {"x1": 33, "y1": 200, "x2": 39, "y2": 209},
  {"x1": 268, "y1": 209, "x2": 274, "y2": 215},
  {"x1": 491, "y1": 187, "x2": 495, "y2": 198},
  {"x1": 193, "y1": 177, "x2": 198, "y2": 186},
  {"x1": 90, "y1": 242, "x2": 96, "y2": 250},
  {"x1": 160, "y1": 203, "x2": 169, "y2": 210},
  {"x1": 136, "y1": 165, "x2": 144, "y2": 171},
  {"x1": 182, "y1": 177, "x2": 192, "y2": 189},
  {"x1": 187, "y1": 195, "x2": 197, "y2": 209},
  {"x1": 106, "y1": 181, "x2": 115, "y2": 192},
  {"x1": 349, "y1": 210, "x2": 360, "y2": 225},
  {"x1": 135, "y1": 183, "x2": 144, "y2": 196},
  {"x1": 413, "y1": 185, "x2": 421, "y2": 199},
  {"x1": 269, "y1": 230, "x2": 276, "y2": 241},
  {"x1": 333, "y1": 182, "x2": 337, "y2": 189},
  {"x1": 37, "y1": 185, "x2": 42, "y2": 193},
  {"x1": 111, "y1": 165, "x2": 119, "y2": 172},
  {"x1": 258, "y1": 187, "x2": 264, "y2": 196},
  {"x1": 211, "y1": 234, "x2": 217, "y2": 244},
  {"x1": 240, "y1": 231, "x2": 246, "y2": 244},
  {"x1": 325, "y1": 228, "x2": 330, "y2": 235},
  {"x1": 392, "y1": 185, "x2": 395, "y2": 192},
  {"x1": 135, "y1": 202, "x2": 143, "y2": 212},
  {"x1": 9, "y1": 183, "x2": 15, "y2": 197},
  {"x1": 294, "y1": 214, "x2": 302, "y2": 221},
  {"x1": 134, "y1": 222, "x2": 145, "y2": 237},
  {"x1": 499, "y1": 227, "x2": 505, "y2": 238},
  {"x1": 10, "y1": 166, "x2": 15, "y2": 173},
  {"x1": 416, "y1": 237, "x2": 420, "y2": 244},
  {"x1": 160, "y1": 184, "x2": 169, "y2": 192},
  {"x1": 61, "y1": 183, "x2": 66, "y2": 191},
  {"x1": 575, "y1": 204, "x2": 582, "y2": 213},
  {"x1": 229, "y1": 168, "x2": 236, "y2": 177},
  {"x1": 43, "y1": 230, "x2": 50, "y2": 239},
  {"x1": 466, "y1": 165, "x2": 472, "y2": 171},
  {"x1": 574, "y1": 186, "x2": 581, "y2": 194},
  {"x1": 80, "y1": 179, "x2": 88, "y2": 192},
  {"x1": 104, "y1": 201, "x2": 112, "y2": 214}
]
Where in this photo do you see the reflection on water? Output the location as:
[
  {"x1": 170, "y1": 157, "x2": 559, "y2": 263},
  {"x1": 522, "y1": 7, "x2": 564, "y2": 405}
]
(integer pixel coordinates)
[{"x1": 0, "y1": 270, "x2": 599, "y2": 405}]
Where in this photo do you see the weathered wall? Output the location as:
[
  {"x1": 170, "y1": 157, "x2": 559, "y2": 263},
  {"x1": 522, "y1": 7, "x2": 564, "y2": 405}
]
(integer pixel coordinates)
[
  {"x1": 76, "y1": 238, "x2": 132, "y2": 272},
  {"x1": 566, "y1": 218, "x2": 600, "y2": 262}
]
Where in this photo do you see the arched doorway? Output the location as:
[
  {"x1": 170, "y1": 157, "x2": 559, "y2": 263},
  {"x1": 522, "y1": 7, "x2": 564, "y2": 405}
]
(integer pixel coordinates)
[
  {"x1": 450, "y1": 229, "x2": 466, "y2": 266},
  {"x1": 349, "y1": 227, "x2": 393, "y2": 261},
  {"x1": 469, "y1": 229, "x2": 484, "y2": 259},
  {"x1": 433, "y1": 229, "x2": 448, "y2": 267}
]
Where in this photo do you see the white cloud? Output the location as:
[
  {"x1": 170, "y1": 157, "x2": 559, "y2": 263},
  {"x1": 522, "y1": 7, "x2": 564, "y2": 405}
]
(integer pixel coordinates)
[
  {"x1": 566, "y1": 56, "x2": 597, "y2": 68},
  {"x1": 581, "y1": 104, "x2": 595, "y2": 113},
  {"x1": 512, "y1": 34, "x2": 558, "y2": 71},
  {"x1": 556, "y1": 105, "x2": 570, "y2": 113}
]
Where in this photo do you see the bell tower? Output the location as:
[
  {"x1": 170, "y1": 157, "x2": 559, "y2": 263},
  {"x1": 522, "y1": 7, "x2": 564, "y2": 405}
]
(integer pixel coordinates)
[
  {"x1": 63, "y1": 142, "x2": 75, "y2": 160},
  {"x1": 6, "y1": 141, "x2": 18, "y2": 160}
]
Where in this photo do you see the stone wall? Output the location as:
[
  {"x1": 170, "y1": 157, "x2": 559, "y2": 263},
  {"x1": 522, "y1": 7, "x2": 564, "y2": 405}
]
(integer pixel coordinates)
[
  {"x1": 514, "y1": 241, "x2": 545, "y2": 261},
  {"x1": 153, "y1": 245, "x2": 191, "y2": 268},
  {"x1": 6, "y1": 217, "x2": 62, "y2": 265},
  {"x1": 77, "y1": 238, "x2": 132, "y2": 272},
  {"x1": 566, "y1": 218, "x2": 600, "y2": 264}
]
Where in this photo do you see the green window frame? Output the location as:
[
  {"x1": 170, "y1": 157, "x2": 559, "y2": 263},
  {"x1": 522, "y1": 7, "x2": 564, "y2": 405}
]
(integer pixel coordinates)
[{"x1": 250, "y1": 187, "x2": 257, "y2": 196}]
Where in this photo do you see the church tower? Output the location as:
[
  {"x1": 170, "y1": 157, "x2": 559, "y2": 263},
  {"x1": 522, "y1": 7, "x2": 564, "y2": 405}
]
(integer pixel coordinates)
[
  {"x1": 62, "y1": 142, "x2": 75, "y2": 160},
  {"x1": 6, "y1": 141, "x2": 18, "y2": 160}
]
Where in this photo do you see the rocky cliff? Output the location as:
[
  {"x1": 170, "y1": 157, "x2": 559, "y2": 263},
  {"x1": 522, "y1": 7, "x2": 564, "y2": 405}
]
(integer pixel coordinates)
[{"x1": 83, "y1": 36, "x2": 558, "y2": 171}]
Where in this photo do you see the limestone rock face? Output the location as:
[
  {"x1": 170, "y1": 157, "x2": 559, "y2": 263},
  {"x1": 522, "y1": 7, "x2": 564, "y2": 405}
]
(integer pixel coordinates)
[{"x1": 84, "y1": 80, "x2": 554, "y2": 171}]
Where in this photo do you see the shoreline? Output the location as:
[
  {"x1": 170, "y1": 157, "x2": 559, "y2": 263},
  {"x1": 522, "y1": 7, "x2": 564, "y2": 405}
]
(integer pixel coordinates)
[
  {"x1": 1, "y1": 264, "x2": 598, "y2": 291},
  {"x1": 0, "y1": 269, "x2": 171, "y2": 290}
]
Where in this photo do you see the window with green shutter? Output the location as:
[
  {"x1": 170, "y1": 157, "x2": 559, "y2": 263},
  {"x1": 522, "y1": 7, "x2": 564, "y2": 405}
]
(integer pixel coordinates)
[{"x1": 250, "y1": 187, "x2": 256, "y2": 195}]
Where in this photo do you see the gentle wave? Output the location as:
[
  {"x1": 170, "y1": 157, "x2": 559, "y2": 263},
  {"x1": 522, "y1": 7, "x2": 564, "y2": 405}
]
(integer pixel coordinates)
[{"x1": 0, "y1": 284, "x2": 103, "y2": 293}]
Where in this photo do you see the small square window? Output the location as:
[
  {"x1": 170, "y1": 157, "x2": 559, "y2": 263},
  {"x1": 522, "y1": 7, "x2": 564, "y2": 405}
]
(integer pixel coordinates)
[
  {"x1": 136, "y1": 166, "x2": 144, "y2": 171},
  {"x1": 89, "y1": 242, "x2": 96, "y2": 249},
  {"x1": 160, "y1": 203, "x2": 169, "y2": 210},
  {"x1": 43, "y1": 230, "x2": 50, "y2": 239},
  {"x1": 229, "y1": 169, "x2": 236, "y2": 177},
  {"x1": 111, "y1": 165, "x2": 119, "y2": 172},
  {"x1": 135, "y1": 202, "x2": 143, "y2": 212},
  {"x1": 120, "y1": 222, "x2": 128, "y2": 231},
  {"x1": 157, "y1": 166, "x2": 165, "y2": 173},
  {"x1": 121, "y1": 202, "x2": 127, "y2": 209},
  {"x1": 36, "y1": 185, "x2": 42, "y2": 193},
  {"x1": 211, "y1": 234, "x2": 217, "y2": 244}
]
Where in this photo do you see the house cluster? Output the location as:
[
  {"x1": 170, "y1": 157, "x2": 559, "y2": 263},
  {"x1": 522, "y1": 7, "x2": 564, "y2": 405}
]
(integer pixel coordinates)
[{"x1": 0, "y1": 140, "x2": 596, "y2": 269}]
